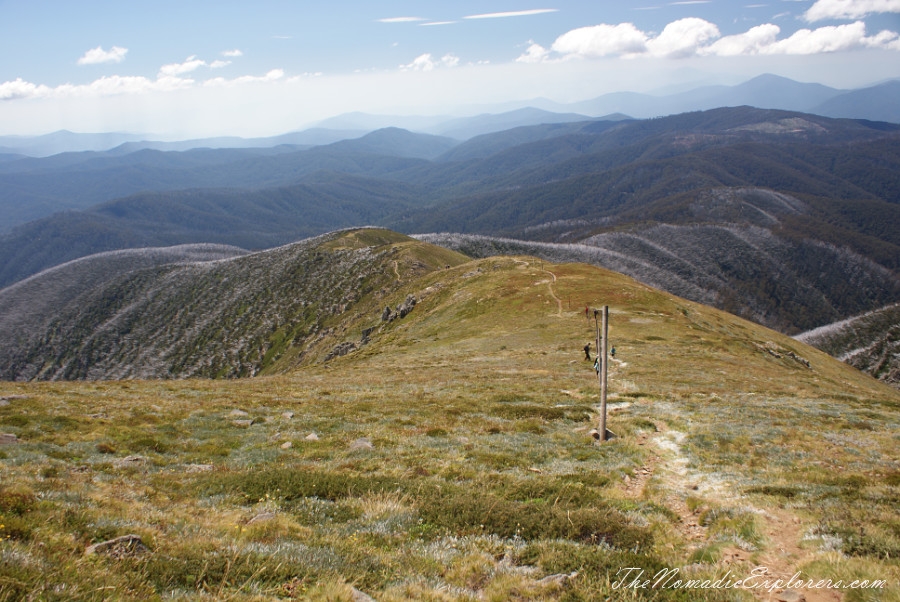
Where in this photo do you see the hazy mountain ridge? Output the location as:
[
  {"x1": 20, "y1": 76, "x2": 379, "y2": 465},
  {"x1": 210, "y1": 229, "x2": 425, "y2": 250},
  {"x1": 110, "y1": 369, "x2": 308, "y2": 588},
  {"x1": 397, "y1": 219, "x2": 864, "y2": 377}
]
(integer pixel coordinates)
[
  {"x1": 0, "y1": 229, "x2": 468, "y2": 381},
  {"x1": 0, "y1": 174, "x2": 429, "y2": 288},
  {"x1": 562, "y1": 74, "x2": 900, "y2": 122},
  {"x1": 0, "y1": 128, "x2": 367, "y2": 158},
  {"x1": 2, "y1": 106, "x2": 895, "y2": 235},
  {"x1": 1, "y1": 106, "x2": 898, "y2": 342},
  {"x1": 2, "y1": 73, "x2": 897, "y2": 160},
  {"x1": 0, "y1": 133, "x2": 444, "y2": 231},
  {"x1": 812, "y1": 80, "x2": 900, "y2": 124},
  {"x1": 391, "y1": 115, "x2": 900, "y2": 278}
]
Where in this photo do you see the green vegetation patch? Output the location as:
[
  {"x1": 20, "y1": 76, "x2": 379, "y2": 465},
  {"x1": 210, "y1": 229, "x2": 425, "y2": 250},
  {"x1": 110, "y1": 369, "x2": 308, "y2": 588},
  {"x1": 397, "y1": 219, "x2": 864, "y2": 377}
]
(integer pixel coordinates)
[{"x1": 201, "y1": 466, "x2": 649, "y2": 549}]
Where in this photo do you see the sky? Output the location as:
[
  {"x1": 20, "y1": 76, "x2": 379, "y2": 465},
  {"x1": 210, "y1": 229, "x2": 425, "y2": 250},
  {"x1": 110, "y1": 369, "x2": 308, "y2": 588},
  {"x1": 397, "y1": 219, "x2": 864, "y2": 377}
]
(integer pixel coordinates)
[{"x1": 1, "y1": 0, "x2": 900, "y2": 138}]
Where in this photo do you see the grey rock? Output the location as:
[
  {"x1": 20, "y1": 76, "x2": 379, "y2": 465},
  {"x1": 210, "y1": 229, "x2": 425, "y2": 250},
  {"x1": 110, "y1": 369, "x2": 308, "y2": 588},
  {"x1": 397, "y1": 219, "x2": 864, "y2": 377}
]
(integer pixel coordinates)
[
  {"x1": 85, "y1": 534, "x2": 150, "y2": 558},
  {"x1": 185, "y1": 464, "x2": 214, "y2": 473},
  {"x1": 232, "y1": 419, "x2": 253, "y2": 428},
  {"x1": 0, "y1": 433, "x2": 18, "y2": 445},
  {"x1": 248, "y1": 512, "x2": 276, "y2": 525},
  {"x1": 324, "y1": 341, "x2": 357, "y2": 362},
  {"x1": 305, "y1": 433, "x2": 320, "y2": 441},
  {"x1": 350, "y1": 437, "x2": 374, "y2": 450},
  {"x1": 281, "y1": 411, "x2": 294, "y2": 420},
  {"x1": 396, "y1": 294, "x2": 417, "y2": 319},
  {"x1": 116, "y1": 455, "x2": 146, "y2": 466},
  {"x1": 351, "y1": 587, "x2": 376, "y2": 602},
  {"x1": 538, "y1": 571, "x2": 578, "y2": 587},
  {"x1": 228, "y1": 409, "x2": 249, "y2": 417}
]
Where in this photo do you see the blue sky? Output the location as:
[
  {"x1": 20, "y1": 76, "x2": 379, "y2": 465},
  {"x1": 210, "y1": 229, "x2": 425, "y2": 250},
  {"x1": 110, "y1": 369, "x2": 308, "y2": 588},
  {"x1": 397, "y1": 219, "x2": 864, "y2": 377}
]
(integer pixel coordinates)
[{"x1": 2, "y1": 0, "x2": 899, "y2": 137}]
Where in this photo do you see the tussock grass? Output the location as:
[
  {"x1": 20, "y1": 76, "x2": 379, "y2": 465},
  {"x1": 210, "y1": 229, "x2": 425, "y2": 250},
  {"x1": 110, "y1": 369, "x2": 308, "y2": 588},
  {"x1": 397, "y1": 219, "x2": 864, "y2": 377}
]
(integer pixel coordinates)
[{"x1": 1, "y1": 249, "x2": 899, "y2": 599}]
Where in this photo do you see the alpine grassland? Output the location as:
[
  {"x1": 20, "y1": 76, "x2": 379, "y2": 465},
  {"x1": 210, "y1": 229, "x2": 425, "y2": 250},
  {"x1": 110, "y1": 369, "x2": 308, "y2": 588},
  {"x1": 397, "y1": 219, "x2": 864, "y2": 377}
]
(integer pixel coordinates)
[{"x1": 0, "y1": 230, "x2": 897, "y2": 600}]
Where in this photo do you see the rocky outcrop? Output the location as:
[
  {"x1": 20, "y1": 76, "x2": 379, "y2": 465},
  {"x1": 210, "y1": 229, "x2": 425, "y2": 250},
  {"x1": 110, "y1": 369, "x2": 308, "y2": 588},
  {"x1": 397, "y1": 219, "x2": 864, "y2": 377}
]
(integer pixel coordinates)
[
  {"x1": 324, "y1": 341, "x2": 358, "y2": 362},
  {"x1": 84, "y1": 534, "x2": 150, "y2": 558},
  {"x1": 327, "y1": 293, "x2": 421, "y2": 362},
  {"x1": 382, "y1": 294, "x2": 417, "y2": 323}
]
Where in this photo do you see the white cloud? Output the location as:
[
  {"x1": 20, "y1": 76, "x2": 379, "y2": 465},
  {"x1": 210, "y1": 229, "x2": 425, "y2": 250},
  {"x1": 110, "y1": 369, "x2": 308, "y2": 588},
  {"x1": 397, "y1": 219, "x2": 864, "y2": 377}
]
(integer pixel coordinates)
[
  {"x1": 401, "y1": 53, "x2": 437, "y2": 71},
  {"x1": 204, "y1": 69, "x2": 285, "y2": 87},
  {"x1": 99, "y1": 74, "x2": 193, "y2": 94},
  {"x1": 77, "y1": 45, "x2": 128, "y2": 65},
  {"x1": 222, "y1": 49, "x2": 243, "y2": 57},
  {"x1": 0, "y1": 73, "x2": 198, "y2": 101},
  {"x1": 464, "y1": 9, "x2": 558, "y2": 19},
  {"x1": 516, "y1": 42, "x2": 551, "y2": 63},
  {"x1": 703, "y1": 20, "x2": 900, "y2": 55},
  {"x1": 159, "y1": 56, "x2": 207, "y2": 77},
  {"x1": 805, "y1": 0, "x2": 900, "y2": 21},
  {"x1": 702, "y1": 23, "x2": 781, "y2": 55},
  {"x1": 551, "y1": 23, "x2": 648, "y2": 58},
  {"x1": 0, "y1": 67, "x2": 286, "y2": 102},
  {"x1": 400, "y1": 53, "x2": 460, "y2": 71},
  {"x1": 646, "y1": 18, "x2": 721, "y2": 58},
  {"x1": 210, "y1": 60, "x2": 232, "y2": 69},
  {"x1": 420, "y1": 21, "x2": 457, "y2": 26},
  {"x1": 764, "y1": 21, "x2": 900, "y2": 53},
  {"x1": 377, "y1": 16, "x2": 426, "y2": 23},
  {"x1": 0, "y1": 78, "x2": 52, "y2": 100},
  {"x1": 545, "y1": 17, "x2": 900, "y2": 60},
  {"x1": 867, "y1": 28, "x2": 900, "y2": 49}
]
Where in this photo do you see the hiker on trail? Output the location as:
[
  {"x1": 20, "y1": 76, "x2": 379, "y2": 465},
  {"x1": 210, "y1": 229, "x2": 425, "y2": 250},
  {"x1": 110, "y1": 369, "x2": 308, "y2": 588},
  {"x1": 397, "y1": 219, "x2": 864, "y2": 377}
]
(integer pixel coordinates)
[
  {"x1": 585, "y1": 306, "x2": 590, "y2": 322},
  {"x1": 593, "y1": 356, "x2": 600, "y2": 375},
  {"x1": 583, "y1": 343, "x2": 591, "y2": 361},
  {"x1": 611, "y1": 346, "x2": 616, "y2": 359}
]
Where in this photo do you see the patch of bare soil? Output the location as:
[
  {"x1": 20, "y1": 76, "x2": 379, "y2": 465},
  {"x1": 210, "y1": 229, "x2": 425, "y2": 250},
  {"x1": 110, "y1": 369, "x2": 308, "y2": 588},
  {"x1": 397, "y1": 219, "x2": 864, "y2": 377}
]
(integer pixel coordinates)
[{"x1": 628, "y1": 424, "x2": 842, "y2": 602}]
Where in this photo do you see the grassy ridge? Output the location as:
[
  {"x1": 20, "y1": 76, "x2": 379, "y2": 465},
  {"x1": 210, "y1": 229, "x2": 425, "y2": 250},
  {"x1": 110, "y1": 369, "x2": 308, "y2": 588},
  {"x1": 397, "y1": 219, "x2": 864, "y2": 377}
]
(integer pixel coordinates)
[{"x1": 1, "y1": 237, "x2": 897, "y2": 599}]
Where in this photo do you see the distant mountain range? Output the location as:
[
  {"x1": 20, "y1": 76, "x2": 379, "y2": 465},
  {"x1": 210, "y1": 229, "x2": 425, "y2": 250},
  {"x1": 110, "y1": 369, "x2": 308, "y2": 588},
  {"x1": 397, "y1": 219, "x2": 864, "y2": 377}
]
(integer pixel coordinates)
[
  {"x1": 0, "y1": 128, "x2": 365, "y2": 159},
  {"x1": 1, "y1": 74, "x2": 898, "y2": 159},
  {"x1": 558, "y1": 74, "x2": 900, "y2": 122},
  {"x1": 1, "y1": 105, "x2": 898, "y2": 388}
]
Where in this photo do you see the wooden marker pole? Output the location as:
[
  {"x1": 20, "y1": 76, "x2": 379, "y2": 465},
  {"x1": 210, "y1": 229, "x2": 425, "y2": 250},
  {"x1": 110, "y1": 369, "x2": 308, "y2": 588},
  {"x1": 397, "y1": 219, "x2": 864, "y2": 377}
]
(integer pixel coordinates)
[
  {"x1": 600, "y1": 305, "x2": 609, "y2": 441},
  {"x1": 591, "y1": 306, "x2": 609, "y2": 442}
]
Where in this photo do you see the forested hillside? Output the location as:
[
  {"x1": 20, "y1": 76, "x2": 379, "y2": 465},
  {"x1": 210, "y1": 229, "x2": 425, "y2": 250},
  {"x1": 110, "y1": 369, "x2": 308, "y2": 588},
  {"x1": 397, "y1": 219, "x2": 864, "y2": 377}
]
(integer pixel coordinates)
[{"x1": 797, "y1": 302, "x2": 900, "y2": 387}]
